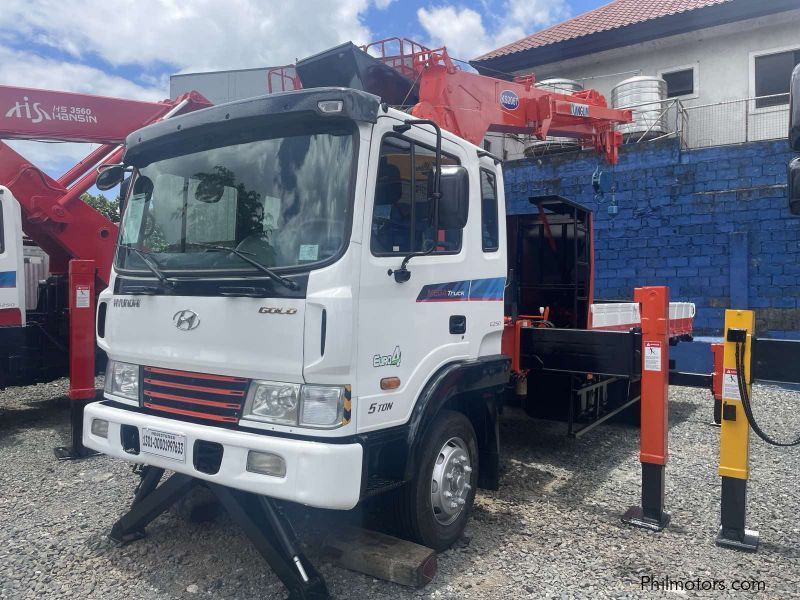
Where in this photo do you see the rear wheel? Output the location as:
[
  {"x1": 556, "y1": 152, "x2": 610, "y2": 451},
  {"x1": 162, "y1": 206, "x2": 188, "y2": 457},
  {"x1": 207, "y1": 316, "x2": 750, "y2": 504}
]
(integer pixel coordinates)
[{"x1": 393, "y1": 410, "x2": 478, "y2": 551}]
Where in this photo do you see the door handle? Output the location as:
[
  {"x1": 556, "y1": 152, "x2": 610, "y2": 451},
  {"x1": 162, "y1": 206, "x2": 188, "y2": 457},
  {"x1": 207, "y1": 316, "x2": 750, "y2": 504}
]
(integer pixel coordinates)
[{"x1": 449, "y1": 315, "x2": 466, "y2": 335}]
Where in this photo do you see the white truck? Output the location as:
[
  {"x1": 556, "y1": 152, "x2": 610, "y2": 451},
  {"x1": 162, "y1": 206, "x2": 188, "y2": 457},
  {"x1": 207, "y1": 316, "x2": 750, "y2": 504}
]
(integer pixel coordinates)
[
  {"x1": 80, "y1": 42, "x2": 658, "y2": 596},
  {"x1": 84, "y1": 88, "x2": 508, "y2": 550}
]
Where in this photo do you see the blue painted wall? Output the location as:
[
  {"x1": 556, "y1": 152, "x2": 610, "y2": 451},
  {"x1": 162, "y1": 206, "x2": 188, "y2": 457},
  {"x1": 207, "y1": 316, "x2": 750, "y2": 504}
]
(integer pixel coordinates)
[{"x1": 503, "y1": 139, "x2": 799, "y2": 337}]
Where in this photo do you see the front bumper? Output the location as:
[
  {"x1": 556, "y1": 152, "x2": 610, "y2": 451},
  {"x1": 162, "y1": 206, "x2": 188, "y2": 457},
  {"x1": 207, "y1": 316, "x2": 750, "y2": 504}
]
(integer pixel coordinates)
[{"x1": 83, "y1": 401, "x2": 363, "y2": 510}]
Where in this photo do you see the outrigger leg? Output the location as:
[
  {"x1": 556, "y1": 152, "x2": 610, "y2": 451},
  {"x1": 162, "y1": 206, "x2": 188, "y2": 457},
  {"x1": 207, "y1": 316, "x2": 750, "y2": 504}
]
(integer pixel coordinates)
[{"x1": 107, "y1": 469, "x2": 330, "y2": 600}]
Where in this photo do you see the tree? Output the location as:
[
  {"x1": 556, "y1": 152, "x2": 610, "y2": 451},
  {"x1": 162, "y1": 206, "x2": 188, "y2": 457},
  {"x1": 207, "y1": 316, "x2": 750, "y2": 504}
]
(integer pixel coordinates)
[{"x1": 81, "y1": 192, "x2": 120, "y2": 223}]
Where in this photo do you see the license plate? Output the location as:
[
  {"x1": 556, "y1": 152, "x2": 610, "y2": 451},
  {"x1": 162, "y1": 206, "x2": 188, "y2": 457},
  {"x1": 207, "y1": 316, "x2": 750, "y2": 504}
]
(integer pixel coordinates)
[{"x1": 140, "y1": 428, "x2": 186, "y2": 462}]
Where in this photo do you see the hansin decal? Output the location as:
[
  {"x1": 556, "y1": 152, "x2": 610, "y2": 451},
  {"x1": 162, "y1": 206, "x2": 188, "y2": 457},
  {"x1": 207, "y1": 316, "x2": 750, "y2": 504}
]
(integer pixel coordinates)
[
  {"x1": 499, "y1": 90, "x2": 520, "y2": 111},
  {"x1": 570, "y1": 103, "x2": 590, "y2": 117},
  {"x1": 373, "y1": 346, "x2": 401, "y2": 368},
  {"x1": 113, "y1": 298, "x2": 141, "y2": 308},
  {"x1": 5, "y1": 97, "x2": 98, "y2": 124}
]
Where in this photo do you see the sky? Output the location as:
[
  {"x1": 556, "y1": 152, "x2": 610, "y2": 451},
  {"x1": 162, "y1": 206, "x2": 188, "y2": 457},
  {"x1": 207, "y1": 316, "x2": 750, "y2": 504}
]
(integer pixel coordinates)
[{"x1": 0, "y1": 0, "x2": 609, "y2": 176}]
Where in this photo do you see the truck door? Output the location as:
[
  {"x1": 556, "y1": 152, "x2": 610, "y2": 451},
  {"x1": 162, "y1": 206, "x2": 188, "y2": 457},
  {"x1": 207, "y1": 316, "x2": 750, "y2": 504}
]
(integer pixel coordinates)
[
  {"x1": 356, "y1": 130, "x2": 485, "y2": 432},
  {"x1": 0, "y1": 189, "x2": 25, "y2": 326}
]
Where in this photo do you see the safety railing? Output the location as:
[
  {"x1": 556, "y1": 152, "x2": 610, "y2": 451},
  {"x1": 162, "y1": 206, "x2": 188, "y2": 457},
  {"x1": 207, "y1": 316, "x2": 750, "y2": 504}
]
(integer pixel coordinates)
[
  {"x1": 681, "y1": 94, "x2": 790, "y2": 148},
  {"x1": 609, "y1": 94, "x2": 789, "y2": 150},
  {"x1": 617, "y1": 97, "x2": 690, "y2": 148}
]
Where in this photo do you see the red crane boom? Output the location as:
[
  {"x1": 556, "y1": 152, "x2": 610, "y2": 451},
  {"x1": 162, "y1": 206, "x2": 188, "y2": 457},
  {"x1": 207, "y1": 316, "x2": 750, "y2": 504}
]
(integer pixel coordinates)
[
  {"x1": 287, "y1": 38, "x2": 632, "y2": 163},
  {"x1": 0, "y1": 85, "x2": 212, "y2": 284},
  {"x1": 408, "y1": 47, "x2": 631, "y2": 163}
]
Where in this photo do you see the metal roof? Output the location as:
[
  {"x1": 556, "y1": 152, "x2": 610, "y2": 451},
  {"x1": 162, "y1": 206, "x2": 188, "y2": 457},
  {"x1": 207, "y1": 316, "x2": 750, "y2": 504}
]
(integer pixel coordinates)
[{"x1": 471, "y1": 0, "x2": 798, "y2": 73}]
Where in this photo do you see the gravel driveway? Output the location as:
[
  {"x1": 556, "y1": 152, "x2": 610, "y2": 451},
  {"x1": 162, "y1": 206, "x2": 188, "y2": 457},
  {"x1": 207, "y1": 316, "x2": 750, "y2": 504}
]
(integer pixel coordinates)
[{"x1": 1, "y1": 380, "x2": 798, "y2": 599}]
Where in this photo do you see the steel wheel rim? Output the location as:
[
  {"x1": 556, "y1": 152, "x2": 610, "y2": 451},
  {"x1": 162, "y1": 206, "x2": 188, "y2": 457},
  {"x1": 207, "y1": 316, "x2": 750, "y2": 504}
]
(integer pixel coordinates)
[{"x1": 430, "y1": 436, "x2": 472, "y2": 525}]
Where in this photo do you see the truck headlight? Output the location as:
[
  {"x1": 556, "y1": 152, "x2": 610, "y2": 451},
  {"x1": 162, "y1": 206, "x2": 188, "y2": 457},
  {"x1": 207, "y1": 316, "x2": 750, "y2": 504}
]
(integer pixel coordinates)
[
  {"x1": 300, "y1": 385, "x2": 344, "y2": 428},
  {"x1": 242, "y1": 382, "x2": 346, "y2": 428},
  {"x1": 244, "y1": 381, "x2": 300, "y2": 425},
  {"x1": 104, "y1": 360, "x2": 140, "y2": 401}
]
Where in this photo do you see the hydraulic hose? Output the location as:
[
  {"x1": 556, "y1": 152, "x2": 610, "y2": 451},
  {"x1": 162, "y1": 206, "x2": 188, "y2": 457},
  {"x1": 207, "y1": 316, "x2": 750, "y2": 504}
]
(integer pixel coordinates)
[{"x1": 735, "y1": 341, "x2": 800, "y2": 447}]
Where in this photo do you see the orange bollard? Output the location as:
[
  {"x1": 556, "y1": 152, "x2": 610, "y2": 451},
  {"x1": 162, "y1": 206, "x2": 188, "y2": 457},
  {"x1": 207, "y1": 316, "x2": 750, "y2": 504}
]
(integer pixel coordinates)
[
  {"x1": 54, "y1": 259, "x2": 99, "y2": 460},
  {"x1": 710, "y1": 342, "x2": 724, "y2": 425},
  {"x1": 622, "y1": 286, "x2": 671, "y2": 531}
]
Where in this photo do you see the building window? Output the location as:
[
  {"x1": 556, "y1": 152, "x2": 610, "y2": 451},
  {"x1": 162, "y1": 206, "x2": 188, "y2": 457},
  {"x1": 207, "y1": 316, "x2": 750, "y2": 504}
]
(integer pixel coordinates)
[
  {"x1": 754, "y1": 48, "x2": 800, "y2": 108},
  {"x1": 480, "y1": 169, "x2": 499, "y2": 252},
  {"x1": 661, "y1": 68, "x2": 694, "y2": 98},
  {"x1": 370, "y1": 136, "x2": 463, "y2": 256}
]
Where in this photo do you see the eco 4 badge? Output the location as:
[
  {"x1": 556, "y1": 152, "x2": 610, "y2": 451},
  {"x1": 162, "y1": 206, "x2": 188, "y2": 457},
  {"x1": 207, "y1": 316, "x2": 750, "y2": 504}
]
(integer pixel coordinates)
[{"x1": 373, "y1": 346, "x2": 401, "y2": 368}]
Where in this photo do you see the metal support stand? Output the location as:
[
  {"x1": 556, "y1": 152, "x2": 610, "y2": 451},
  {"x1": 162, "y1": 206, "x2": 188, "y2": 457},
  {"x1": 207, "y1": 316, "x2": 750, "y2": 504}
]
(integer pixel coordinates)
[
  {"x1": 54, "y1": 396, "x2": 100, "y2": 460},
  {"x1": 210, "y1": 484, "x2": 329, "y2": 599},
  {"x1": 622, "y1": 463, "x2": 671, "y2": 530},
  {"x1": 716, "y1": 310, "x2": 758, "y2": 552},
  {"x1": 109, "y1": 469, "x2": 193, "y2": 545},
  {"x1": 710, "y1": 342, "x2": 724, "y2": 427},
  {"x1": 108, "y1": 472, "x2": 330, "y2": 599},
  {"x1": 54, "y1": 260, "x2": 99, "y2": 461},
  {"x1": 716, "y1": 476, "x2": 759, "y2": 552},
  {"x1": 622, "y1": 287, "x2": 671, "y2": 532}
]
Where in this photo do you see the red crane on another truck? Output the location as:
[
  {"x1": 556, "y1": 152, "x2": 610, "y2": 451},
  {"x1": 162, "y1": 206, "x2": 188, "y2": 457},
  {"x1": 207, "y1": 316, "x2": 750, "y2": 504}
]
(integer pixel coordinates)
[{"x1": 0, "y1": 85, "x2": 211, "y2": 389}]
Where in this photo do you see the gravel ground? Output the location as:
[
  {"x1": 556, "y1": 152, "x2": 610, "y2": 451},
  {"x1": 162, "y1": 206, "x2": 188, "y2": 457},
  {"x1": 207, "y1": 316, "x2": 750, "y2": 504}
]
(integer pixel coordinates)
[{"x1": 1, "y1": 380, "x2": 798, "y2": 599}]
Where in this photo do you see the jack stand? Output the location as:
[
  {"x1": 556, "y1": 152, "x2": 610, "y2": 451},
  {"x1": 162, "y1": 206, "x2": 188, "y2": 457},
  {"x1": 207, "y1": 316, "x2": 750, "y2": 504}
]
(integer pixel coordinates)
[
  {"x1": 716, "y1": 311, "x2": 758, "y2": 552},
  {"x1": 622, "y1": 287, "x2": 670, "y2": 532},
  {"x1": 54, "y1": 260, "x2": 99, "y2": 461},
  {"x1": 709, "y1": 398, "x2": 722, "y2": 428},
  {"x1": 622, "y1": 462, "x2": 671, "y2": 531},
  {"x1": 53, "y1": 396, "x2": 99, "y2": 461},
  {"x1": 716, "y1": 476, "x2": 759, "y2": 552},
  {"x1": 108, "y1": 470, "x2": 330, "y2": 599}
]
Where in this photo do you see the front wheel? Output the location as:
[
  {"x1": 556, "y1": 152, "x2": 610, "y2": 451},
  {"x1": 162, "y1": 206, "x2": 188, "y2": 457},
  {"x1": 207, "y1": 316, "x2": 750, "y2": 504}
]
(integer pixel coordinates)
[{"x1": 393, "y1": 410, "x2": 478, "y2": 551}]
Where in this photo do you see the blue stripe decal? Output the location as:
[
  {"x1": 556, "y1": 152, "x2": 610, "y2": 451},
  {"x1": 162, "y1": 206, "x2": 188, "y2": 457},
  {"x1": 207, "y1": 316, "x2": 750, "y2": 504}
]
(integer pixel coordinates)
[
  {"x1": 0, "y1": 271, "x2": 16, "y2": 288},
  {"x1": 468, "y1": 277, "x2": 505, "y2": 301},
  {"x1": 417, "y1": 277, "x2": 505, "y2": 302}
]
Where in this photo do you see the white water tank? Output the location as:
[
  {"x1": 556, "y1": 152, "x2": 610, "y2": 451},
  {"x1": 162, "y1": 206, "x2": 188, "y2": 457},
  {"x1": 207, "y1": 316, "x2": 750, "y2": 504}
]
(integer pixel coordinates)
[
  {"x1": 525, "y1": 78, "x2": 584, "y2": 157},
  {"x1": 611, "y1": 76, "x2": 668, "y2": 138}
]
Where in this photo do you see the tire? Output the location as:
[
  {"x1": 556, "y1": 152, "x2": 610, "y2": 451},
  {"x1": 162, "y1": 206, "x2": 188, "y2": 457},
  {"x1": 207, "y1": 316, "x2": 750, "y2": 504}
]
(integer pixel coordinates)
[{"x1": 392, "y1": 410, "x2": 478, "y2": 552}]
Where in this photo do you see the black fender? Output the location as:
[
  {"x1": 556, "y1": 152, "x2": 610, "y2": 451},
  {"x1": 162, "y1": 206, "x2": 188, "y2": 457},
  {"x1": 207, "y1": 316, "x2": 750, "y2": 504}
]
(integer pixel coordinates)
[{"x1": 403, "y1": 354, "x2": 510, "y2": 489}]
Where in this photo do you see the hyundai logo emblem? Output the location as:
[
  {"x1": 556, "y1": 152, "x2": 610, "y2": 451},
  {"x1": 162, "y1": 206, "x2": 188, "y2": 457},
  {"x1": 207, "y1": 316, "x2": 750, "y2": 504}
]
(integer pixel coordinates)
[{"x1": 173, "y1": 309, "x2": 200, "y2": 331}]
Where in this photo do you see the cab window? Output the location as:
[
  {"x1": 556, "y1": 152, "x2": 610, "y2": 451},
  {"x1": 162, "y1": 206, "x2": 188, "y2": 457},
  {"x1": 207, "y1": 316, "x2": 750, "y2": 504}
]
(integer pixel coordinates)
[
  {"x1": 370, "y1": 136, "x2": 462, "y2": 255},
  {"x1": 480, "y1": 169, "x2": 499, "y2": 252}
]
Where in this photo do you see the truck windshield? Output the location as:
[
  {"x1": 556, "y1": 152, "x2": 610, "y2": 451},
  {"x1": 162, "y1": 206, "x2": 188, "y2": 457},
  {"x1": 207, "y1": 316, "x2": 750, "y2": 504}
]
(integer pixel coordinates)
[{"x1": 116, "y1": 129, "x2": 355, "y2": 274}]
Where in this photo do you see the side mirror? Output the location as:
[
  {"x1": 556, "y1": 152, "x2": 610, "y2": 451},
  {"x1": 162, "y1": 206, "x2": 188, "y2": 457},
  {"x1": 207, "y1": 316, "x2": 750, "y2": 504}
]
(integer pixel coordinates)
[
  {"x1": 434, "y1": 165, "x2": 469, "y2": 230},
  {"x1": 96, "y1": 164, "x2": 126, "y2": 191},
  {"x1": 791, "y1": 64, "x2": 800, "y2": 151},
  {"x1": 789, "y1": 157, "x2": 800, "y2": 215}
]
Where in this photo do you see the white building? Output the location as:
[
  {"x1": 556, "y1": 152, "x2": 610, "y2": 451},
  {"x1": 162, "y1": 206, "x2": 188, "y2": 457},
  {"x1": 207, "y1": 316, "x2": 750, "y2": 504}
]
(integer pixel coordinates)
[{"x1": 471, "y1": 0, "x2": 800, "y2": 159}]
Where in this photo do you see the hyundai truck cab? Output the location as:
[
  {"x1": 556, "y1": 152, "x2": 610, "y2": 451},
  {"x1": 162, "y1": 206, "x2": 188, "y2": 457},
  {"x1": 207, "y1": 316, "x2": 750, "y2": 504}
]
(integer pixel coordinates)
[{"x1": 84, "y1": 88, "x2": 510, "y2": 550}]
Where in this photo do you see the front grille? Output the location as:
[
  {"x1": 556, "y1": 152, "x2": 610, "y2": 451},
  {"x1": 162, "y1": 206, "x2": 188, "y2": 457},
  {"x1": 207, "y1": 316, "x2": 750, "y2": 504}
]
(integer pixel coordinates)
[{"x1": 142, "y1": 366, "x2": 250, "y2": 424}]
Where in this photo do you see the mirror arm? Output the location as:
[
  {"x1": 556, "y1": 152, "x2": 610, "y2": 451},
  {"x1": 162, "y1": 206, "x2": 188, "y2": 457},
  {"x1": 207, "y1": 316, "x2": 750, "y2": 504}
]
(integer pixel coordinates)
[{"x1": 388, "y1": 118, "x2": 443, "y2": 284}]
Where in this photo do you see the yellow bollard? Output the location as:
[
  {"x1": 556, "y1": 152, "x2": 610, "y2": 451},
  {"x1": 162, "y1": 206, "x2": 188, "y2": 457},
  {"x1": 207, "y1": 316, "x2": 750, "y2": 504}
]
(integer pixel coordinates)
[{"x1": 716, "y1": 309, "x2": 758, "y2": 552}]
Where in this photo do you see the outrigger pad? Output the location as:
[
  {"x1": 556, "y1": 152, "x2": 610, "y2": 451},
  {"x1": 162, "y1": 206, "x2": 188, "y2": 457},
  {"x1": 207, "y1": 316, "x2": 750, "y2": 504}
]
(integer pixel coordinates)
[
  {"x1": 621, "y1": 505, "x2": 671, "y2": 532},
  {"x1": 716, "y1": 527, "x2": 759, "y2": 553},
  {"x1": 296, "y1": 41, "x2": 419, "y2": 107}
]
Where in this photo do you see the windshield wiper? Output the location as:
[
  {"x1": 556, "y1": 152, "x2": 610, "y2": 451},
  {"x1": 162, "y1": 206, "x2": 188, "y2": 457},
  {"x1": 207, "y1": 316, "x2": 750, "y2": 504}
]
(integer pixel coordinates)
[
  {"x1": 190, "y1": 243, "x2": 298, "y2": 291},
  {"x1": 118, "y1": 244, "x2": 175, "y2": 291}
]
